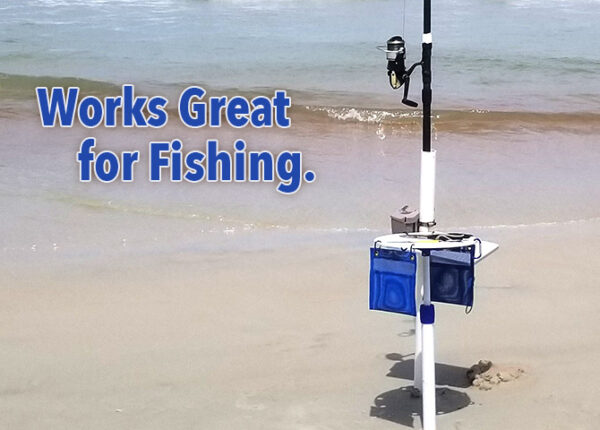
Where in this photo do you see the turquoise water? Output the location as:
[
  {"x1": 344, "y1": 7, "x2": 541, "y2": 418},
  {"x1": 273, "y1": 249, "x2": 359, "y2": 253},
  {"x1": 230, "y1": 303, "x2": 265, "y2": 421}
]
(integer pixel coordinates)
[{"x1": 1, "y1": 0, "x2": 599, "y2": 111}]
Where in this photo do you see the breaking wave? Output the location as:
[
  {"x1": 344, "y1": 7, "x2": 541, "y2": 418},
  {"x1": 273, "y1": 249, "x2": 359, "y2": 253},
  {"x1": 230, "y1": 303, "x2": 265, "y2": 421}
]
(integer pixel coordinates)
[
  {"x1": 2, "y1": 72, "x2": 599, "y2": 134},
  {"x1": 295, "y1": 105, "x2": 600, "y2": 134}
]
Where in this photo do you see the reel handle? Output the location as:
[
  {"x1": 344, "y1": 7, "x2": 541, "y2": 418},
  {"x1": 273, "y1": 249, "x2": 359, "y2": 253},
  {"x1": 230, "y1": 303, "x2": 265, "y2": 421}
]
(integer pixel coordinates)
[
  {"x1": 401, "y1": 76, "x2": 418, "y2": 108},
  {"x1": 402, "y1": 99, "x2": 419, "y2": 108}
]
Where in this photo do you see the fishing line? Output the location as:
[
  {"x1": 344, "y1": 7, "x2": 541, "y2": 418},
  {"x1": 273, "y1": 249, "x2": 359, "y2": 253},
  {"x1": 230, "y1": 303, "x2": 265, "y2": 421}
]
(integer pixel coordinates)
[{"x1": 402, "y1": 0, "x2": 407, "y2": 35}]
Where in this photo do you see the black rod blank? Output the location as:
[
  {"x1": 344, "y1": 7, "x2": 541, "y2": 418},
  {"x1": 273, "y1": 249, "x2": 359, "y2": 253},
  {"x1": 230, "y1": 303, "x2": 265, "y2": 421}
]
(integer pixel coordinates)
[{"x1": 422, "y1": 0, "x2": 432, "y2": 153}]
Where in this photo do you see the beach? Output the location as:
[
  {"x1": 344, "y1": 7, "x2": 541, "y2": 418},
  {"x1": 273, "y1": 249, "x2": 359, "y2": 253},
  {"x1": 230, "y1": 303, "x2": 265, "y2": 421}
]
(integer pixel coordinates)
[
  {"x1": 2, "y1": 108, "x2": 600, "y2": 428},
  {"x1": 2, "y1": 0, "x2": 600, "y2": 428}
]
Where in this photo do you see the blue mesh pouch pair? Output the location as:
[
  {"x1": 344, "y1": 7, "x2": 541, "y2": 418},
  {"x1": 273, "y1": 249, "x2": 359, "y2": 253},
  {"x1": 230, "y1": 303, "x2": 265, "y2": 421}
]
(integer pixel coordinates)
[
  {"x1": 369, "y1": 247, "x2": 417, "y2": 316},
  {"x1": 430, "y1": 245, "x2": 475, "y2": 307},
  {"x1": 370, "y1": 244, "x2": 476, "y2": 315}
]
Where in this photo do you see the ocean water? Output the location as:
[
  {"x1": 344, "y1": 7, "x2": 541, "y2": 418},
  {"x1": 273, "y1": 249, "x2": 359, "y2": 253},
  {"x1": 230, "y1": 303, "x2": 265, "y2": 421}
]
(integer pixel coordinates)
[
  {"x1": 1, "y1": 0, "x2": 600, "y2": 266},
  {"x1": 1, "y1": 0, "x2": 599, "y2": 112}
]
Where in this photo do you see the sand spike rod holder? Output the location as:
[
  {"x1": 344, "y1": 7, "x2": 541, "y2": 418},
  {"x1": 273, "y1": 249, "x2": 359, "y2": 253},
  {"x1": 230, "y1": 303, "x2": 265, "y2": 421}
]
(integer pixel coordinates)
[
  {"x1": 371, "y1": 1, "x2": 496, "y2": 430},
  {"x1": 372, "y1": 1, "x2": 499, "y2": 428}
]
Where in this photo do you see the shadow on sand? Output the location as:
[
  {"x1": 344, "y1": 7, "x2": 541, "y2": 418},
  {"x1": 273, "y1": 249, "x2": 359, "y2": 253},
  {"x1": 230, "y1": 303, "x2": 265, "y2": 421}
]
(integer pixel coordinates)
[
  {"x1": 370, "y1": 353, "x2": 473, "y2": 427},
  {"x1": 385, "y1": 353, "x2": 472, "y2": 389}
]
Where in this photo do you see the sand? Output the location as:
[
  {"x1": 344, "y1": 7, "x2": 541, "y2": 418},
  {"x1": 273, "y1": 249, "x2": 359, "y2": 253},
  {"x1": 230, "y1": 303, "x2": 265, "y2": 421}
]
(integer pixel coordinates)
[{"x1": 1, "y1": 111, "x2": 600, "y2": 429}]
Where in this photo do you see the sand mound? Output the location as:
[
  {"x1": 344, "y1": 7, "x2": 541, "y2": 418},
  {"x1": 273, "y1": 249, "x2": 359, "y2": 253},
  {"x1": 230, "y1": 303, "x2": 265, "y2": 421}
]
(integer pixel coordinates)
[{"x1": 467, "y1": 360, "x2": 524, "y2": 391}]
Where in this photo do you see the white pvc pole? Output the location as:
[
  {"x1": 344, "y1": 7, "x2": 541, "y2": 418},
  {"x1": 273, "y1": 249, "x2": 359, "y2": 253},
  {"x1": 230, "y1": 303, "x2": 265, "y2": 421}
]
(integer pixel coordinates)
[
  {"x1": 414, "y1": 253, "x2": 423, "y2": 394},
  {"x1": 421, "y1": 252, "x2": 436, "y2": 430},
  {"x1": 419, "y1": 150, "x2": 436, "y2": 232},
  {"x1": 415, "y1": 150, "x2": 436, "y2": 393}
]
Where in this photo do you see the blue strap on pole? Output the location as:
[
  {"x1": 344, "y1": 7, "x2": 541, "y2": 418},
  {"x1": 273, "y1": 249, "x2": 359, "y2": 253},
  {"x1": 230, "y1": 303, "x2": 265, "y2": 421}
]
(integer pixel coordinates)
[{"x1": 420, "y1": 304, "x2": 435, "y2": 324}]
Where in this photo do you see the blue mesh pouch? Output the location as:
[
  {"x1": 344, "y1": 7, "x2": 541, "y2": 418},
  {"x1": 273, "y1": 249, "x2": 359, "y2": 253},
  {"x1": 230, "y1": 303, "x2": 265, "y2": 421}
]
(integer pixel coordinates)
[
  {"x1": 369, "y1": 247, "x2": 417, "y2": 316},
  {"x1": 430, "y1": 245, "x2": 475, "y2": 307}
]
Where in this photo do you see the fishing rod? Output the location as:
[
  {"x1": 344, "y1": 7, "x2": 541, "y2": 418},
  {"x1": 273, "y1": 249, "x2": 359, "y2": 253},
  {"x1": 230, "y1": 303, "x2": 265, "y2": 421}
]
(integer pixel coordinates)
[
  {"x1": 381, "y1": 0, "x2": 432, "y2": 153},
  {"x1": 381, "y1": 4, "x2": 436, "y2": 414}
]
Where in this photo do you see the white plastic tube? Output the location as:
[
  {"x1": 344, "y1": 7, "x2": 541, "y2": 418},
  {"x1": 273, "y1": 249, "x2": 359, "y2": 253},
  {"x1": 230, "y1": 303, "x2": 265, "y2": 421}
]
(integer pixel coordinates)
[
  {"x1": 419, "y1": 150, "x2": 436, "y2": 231},
  {"x1": 414, "y1": 253, "x2": 423, "y2": 393},
  {"x1": 421, "y1": 253, "x2": 437, "y2": 430},
  {"x1": 422, "y1": 323, "x2": 436, "y2": 430}
]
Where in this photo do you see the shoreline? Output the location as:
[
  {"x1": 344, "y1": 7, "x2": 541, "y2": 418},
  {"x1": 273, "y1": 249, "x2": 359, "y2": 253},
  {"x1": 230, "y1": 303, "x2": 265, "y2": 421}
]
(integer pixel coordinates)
[{"x1": 4, "y1": 94, "x2": 600, "y2": 137}]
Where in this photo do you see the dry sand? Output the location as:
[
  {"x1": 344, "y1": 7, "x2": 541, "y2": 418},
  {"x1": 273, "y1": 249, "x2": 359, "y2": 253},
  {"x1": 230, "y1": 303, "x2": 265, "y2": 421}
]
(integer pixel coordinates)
[{"x1": 2, "y1": 219, "x2": 600, "y2": 429}]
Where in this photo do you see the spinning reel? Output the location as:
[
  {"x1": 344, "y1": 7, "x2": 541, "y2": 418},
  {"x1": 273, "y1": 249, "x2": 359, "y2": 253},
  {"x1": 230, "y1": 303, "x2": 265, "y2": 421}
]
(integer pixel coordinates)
[{"x1": 379, "y1": 36, "x2": 421, "y2": 108}]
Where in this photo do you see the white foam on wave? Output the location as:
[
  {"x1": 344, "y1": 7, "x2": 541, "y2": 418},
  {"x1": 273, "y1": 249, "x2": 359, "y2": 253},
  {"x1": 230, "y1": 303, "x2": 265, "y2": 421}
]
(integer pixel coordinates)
[
  {"x1": 306, "y1": 106, "x2": 421, "y2": 125},
  {"x1": 453, "y1": 216, "x2": 600, "y2": 231}
]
